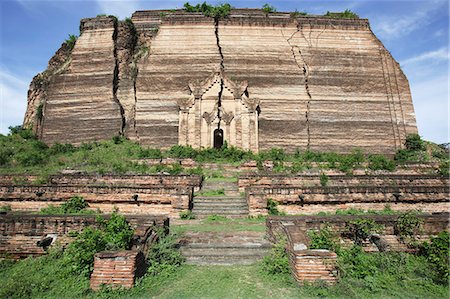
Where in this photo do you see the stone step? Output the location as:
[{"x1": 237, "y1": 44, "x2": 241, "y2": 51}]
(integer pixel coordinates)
[
  {"x1": 183, "y1": 256, "x2": 264, "y2": 265},
  {"x1": 179, "y1": 231, "x2": 271, "y2": 265},
  {"x1": 193, "y1": 197, "x2": 247, "y2": 203},
  {"x1": 193, "y1": 202, "x2": 247, "y2": 208},
  {"x1": 192, "y1": 208, "x2": 248, "y2": 215},
  {"x1": 194, "y1": 196, "x2": 245, "y2": 202}
]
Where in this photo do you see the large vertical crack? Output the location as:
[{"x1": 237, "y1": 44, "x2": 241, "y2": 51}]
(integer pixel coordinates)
[
  {"x1": 214, "y1": 17, "x2": 225, "y2": 131},
  {"x1": 285, "y1": 26, "x2": 312, "y2": 150},
  {"x1": 112, "y1": 19, "x2": 126, "y2": 136}
]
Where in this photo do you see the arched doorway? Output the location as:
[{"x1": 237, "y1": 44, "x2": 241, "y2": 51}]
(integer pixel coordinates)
[{"x1": 213, "y1": 129, "x2": 224, "y2": 149}]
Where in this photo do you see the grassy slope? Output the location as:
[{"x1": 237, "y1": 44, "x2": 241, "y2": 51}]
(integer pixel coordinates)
[{"x1": 0, "y1": 255, "x2": 447, "y2": 299}]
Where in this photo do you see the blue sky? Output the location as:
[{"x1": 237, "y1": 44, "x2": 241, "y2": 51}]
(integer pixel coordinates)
[{"x1": 0, "y1": 0, "x2": 448, "y2": 143}]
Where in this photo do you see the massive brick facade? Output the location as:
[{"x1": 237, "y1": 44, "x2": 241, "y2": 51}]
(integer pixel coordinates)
[{"x1": 24, "y1": 9, "x2": 417, "y2": 155}]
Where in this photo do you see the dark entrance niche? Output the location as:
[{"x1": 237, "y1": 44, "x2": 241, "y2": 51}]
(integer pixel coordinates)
[{"x1": 213, "y1": 129, "x2": 224, "y2": 149}]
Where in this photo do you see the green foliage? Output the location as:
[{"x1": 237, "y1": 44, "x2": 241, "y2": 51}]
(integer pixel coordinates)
[
  {"x1": 112, "y1": 135, "x2": 125, "y2": 144},
  {"x1": 262, "y1": 3, "x2": 277, "y2": 14},
  {"x1": 319, "y1": 172, "x2": 329, "y2": 186},
  {"x1": 0, "y1": 246, "x2": 448, "y2": 298},
  {"x1": 405, "y1": 134, "x2": 425, "y2": 151},
  {"x1": 267, "y1": 198, "x2": 285, "y2": 216},
  {"x1": 179, "y1": 210, "x2": 196, "y2": 220},
  {"x1": 49, "y1": 142, "x2": 75, "y2": 155},
  {"x1": 308, "y1": 224, "x2": 339, "y2": 251},
  {"x1": 368, "y1": 154, "x2": 396, "y2": 171},
  {"x1": 36, "y1": 103, "x2": 44, "y2": 121},
  {"x1": 183, "y1": 2, "x2": 232, "y2": 18},
  {"x1": 420, "y1": 231, "x2": 450, "y2": 284},
  {"x1": 206, "y1": 214, "x2": 228, "y2": 221},
  {"x1": 332, "y1": 205, "x2": 396, "y2": 216},
  {"x1": 438, "y1": 160, "x2": 449, "y2": 176},
  {"x1": 40, "y1": 196, "x2": 95, "y2": 215},
  {"x1": 261, "y1": 239, "x2": 290, "y2": 275},
  {"x1": 290, "y1": 10, "x2": 307, "y2": 18},
  {"x1": 325, "y1": 9, "x2": 359, "y2": 19},
  {"x1": 0, "y1": 205, "x2": 11, "y2": 213},
  {"x1": 196, "y1": 188, "x2": 225, "y2": 196},
  {"x1": 65, "y1": 34, "x2": 78, "y2": 50},
  {"x1": 63, "y1": 227, "x2": 107, "y2": 276},
  {"x1": 146, "y1": 229, "x2": 184, "y2": 275},
  {"x1": 63, "y1": 212, "x2": 134, "y2": 276},
  {"x1": 395, "y1": 134, "x2": 429, "y2": 163},
  {"x1": 395, "y1": 211, "x2": 424, "y2": 242},
  {"x1": 8, "y1": 125, "x2": 35, "y2": 139},
  {"x1": 344, "y1": 218, "x2": 384, "y2": 246},
  {"x1": 138, "y1": 147, "x2": 163, "y2": 159}
]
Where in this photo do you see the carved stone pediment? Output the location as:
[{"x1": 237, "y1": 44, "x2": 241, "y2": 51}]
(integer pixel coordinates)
[
  {"x1": 221, "y1": 109, "x2": 234, "y2": 125},
  {"x1": 242, "y1": 97, "x2": 260, "y2": 112},
  {"x1": 177, "y1": 96, "x2": 195, "y2": 111},
  {"x1": 202, "y1": 111, "x2": 216, "y2": 125},
  {"x1": 225, "y1": 79, "x2": 248, "y2": 100},
  {"x1": 188, "y1": 72, "x2": 249, "y2": 101}
]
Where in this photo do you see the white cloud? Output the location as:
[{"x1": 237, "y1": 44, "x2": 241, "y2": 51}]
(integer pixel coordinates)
[
  {"x1": 372, "y1": 1, "x2": 446, "y2": 40},
  {"x1": 410, "y1": 74, "x2": 449, "y2": 144},
  {"x1": 0, "y1": 69, "x2": 29, "y2": 135},
  {"x1": 401, "y1": 47, "x2": 449, "y2": 66}
]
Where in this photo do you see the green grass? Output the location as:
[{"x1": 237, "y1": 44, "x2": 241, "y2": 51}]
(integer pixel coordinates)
[
  {"x1": 6, "y1": 128, "x2": 447, "y2": 177},
  {"x1": 203, "y1": 176, "x2": 238, "y2": 183},
  {"x1": 1, "y1": 251, "x2": 447, "y2": 299},
  {"x1": 171, "y1": 222, "x2": 265, "y2": 235}
]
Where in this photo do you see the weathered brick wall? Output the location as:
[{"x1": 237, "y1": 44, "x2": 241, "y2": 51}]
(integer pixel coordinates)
[
  {"x1": 289, "y1": 249, "x2": 338, "y2": 285},
  {"x1": 239, "y1": 173, "x2": 447, "y2": 192},
  {"x1": 90, "y1": 251, "x2": 146, "y2": 290},
  {"x1": 267, "y1": 214, "x2": 448, "y2": 285},
  {"x1": 267, "y1": 213, "x2": 449, "y2": 252},
  {"x1": 242, "y1": 174, "x2": 449, "y2": 215},
  {"x1": 0, "y1": 174, "x2": 202, "y2": 191},
  {"x1": 0, "y1": 213, "x2": 168, "y2": 258},
  {"x1": 0, "y1": 173, "x2": 202, "y2": 217}
]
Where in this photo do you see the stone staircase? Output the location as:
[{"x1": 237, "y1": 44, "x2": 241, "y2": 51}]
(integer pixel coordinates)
[
  {"x1": 179, "y1": 231, "x2": 271, "y2": 265},
  {"x1": 192, "y1": 180, "x2": 249, "y2": 218}
]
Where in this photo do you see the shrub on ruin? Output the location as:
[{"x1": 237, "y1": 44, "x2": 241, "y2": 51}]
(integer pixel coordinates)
[
  {"x1": 438, "y1": 160, "x2": 449, "y2": 176},
  {"x1": 262, "y1": 3, "x2": 277, "y2": 14},
  {"x1": 395, "y1": 211, "x2": 423, "y2": 243},
  {"x1": 267, "y1": 198, "x2": 285, "y2": 216},
  {"x1": 344, "y1": 218, "x2": 384, "y2": 246},
  {"x1": 146, "y1": 229, "x2": 184, "y2": 275},
  {"x1": 325, "y1": 9, "x2": 359, "y2": 19},
  {"x1": 419, "y1": 231, "x2": 450, "y2": 284},
  {"x1": 0, "y1": 205, "x2": 11, "y2": 213},
  {"x1": 8, "y1": 125, "x2": 35, "y2": 139},
  {"x1": 65, "y1": 34, "x2": 78, "y2": 50},
  {"x1": 40, "y1": 196, "x2": 94, "y2": 215},
  {"x1": 63, "y1": 212, "x2": 134, "y2": 276},
  {"x1": 405, "y1": 134, "x2": 425, "y2": 151},
  {"x1": 183, "y1": 2, "x2": 232, "y2": 18},
  {"x1": 290, "y1": 10, "x2": 307, "y2": 18},
  {"x1": 319, "y1": 172, "x2": 329, "y2": 186},
  {"x1": 367, "y1": 154, "x2": 396, "y2": 171},
  {"x1": 261, "y1": 238, "x2": 290, "y2": 275},
  {"x1": 308, "y1": 224, "x2": 339, "y2": 251}
]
